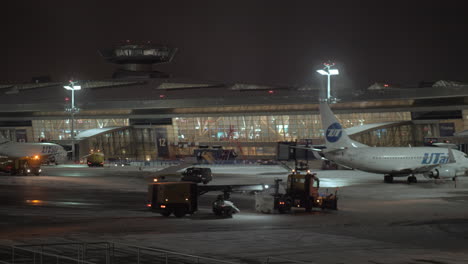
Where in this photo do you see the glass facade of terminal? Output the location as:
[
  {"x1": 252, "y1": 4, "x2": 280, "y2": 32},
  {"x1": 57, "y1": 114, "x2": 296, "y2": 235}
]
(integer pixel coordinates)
[
  {"x1": 13, "y1": 111, "x2": 464, "y2": 161},
  {"x1": 352, "y1": 123, "x2": 415, "y2": 147},
  {"x1": 71, "y1": 111, "x2": 413, "y2": 160},
  {"x1": 0, "y1": 127, "x2": 33, "y2": 142},
  {"x1": 31, "y1": 119, "x2": 129, "y2": 141},
  {"x1": 171, "y1": 112, "x2": 412, "y2": 143}
]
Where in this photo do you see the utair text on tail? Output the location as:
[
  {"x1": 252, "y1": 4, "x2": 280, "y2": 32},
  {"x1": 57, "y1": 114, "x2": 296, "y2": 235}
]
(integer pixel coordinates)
[{"x1": 319, "y1": 102, "x2": 468, "y2": 183}]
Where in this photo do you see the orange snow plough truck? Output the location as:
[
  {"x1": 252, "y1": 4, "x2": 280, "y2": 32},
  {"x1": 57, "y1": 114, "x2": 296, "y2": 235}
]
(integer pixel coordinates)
[{"x1": 0, "y1": 155, "x2": 42, "y2": 176}]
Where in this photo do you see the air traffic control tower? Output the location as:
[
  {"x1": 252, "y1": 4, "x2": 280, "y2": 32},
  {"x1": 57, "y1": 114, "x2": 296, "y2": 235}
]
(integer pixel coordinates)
[{"x1": 99, "y1": 43, "x2": 178, "y2": 79}]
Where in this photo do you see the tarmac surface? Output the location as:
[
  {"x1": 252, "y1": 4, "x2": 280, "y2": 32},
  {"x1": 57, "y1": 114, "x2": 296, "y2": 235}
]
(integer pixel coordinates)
[{"x1": 1, "y1": 164, "x2": 468, "y2": 263}]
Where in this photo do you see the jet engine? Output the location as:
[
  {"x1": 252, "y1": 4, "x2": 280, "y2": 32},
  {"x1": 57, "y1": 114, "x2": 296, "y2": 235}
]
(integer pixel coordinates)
[{"x1": 424, "y1": 167, "x2": 457, "y2": 179}]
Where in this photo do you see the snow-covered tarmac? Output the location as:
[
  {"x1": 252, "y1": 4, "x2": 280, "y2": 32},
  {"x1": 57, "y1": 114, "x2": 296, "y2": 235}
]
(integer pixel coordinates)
[{"x1": 1, "y1": 164, "x2": 467, "y2": 263}]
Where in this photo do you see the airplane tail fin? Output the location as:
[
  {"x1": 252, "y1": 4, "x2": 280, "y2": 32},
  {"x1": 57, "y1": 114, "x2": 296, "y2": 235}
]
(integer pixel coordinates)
[
  {"x1": 319, "y1": 102, "x2": 356, "y2": 150},
  {"x1": 447, "y1": 148, "x2": 456, "y2": 163}
]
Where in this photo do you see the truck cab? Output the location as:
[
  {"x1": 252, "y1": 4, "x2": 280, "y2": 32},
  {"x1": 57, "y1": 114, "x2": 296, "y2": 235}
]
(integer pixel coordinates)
[{"x1": 256, "y1": 170, "x2": 337, "y2": 214}]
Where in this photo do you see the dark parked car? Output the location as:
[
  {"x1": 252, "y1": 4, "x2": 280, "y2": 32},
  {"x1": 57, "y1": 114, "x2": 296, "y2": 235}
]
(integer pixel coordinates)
[{"x1": 181, "y1": 167, "x2": 213, "y2": 184}]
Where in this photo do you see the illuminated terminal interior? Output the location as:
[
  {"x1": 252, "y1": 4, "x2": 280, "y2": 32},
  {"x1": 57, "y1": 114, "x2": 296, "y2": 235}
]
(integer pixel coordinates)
[
  {"x1": 0, "y1": 103, "x2": 466, "y2": 161},
  {"x1": 32, "y1": 119, "x2": 129, "y2": 141}
]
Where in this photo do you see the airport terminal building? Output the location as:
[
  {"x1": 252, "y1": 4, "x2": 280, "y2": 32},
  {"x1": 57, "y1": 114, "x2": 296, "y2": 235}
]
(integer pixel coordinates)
[{"x1": 2, "y1": 44, "x2": 468, "y2": 161}]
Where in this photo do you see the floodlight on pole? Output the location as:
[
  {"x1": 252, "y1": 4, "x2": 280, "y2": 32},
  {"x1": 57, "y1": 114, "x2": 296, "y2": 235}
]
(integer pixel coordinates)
[
  {"x1": 63, "y1": 80, "x2": 81, "y2": 162},
  {"x1": 63, "y1": 85, "x2": 81, "y2": 90},
  {"x1": 328, "y1": 69, "x2": 339, "y2": 75},
  {"x1": 316, "y1": 62, "x2": 339, "y2": 103}
]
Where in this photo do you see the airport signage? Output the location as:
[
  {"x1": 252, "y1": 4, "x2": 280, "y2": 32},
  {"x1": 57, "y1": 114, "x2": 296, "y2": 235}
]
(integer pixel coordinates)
[
  {"x1": 155, "y1": 128, "x2": 169, "y2": 158},
  {"x1": 439, "y1": 123, "x2": 455, "y2": 137}
]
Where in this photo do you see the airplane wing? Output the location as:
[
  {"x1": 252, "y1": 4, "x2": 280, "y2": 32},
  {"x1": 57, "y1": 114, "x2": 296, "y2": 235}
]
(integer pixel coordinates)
[
  {"x1": 288, "y1": 145, "x2": 325, "y2": 152},
  {"x1": 323, "y1": 147, "x2": 347, "y2": 154},
  {"x1": 286, "y1": 145, "x2": 325, "y2": 160},
  {"x1": 198, "y1": 184, "x2": 265, "y2": 195}
]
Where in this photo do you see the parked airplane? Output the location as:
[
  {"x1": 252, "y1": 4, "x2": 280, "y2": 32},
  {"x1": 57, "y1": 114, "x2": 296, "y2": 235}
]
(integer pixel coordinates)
[
  {"x1": 0, "y1": 136, "x2": 67, "y2": 164},
  {"x1": 319, "y1": 102, "x2": 468, "y2": 183}
]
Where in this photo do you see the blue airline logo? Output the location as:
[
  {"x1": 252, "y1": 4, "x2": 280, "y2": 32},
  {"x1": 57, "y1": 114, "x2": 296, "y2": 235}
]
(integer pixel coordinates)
[
  {"x1": 422, "y1": 153, "x2": 449, "y2": 164},
  {"x1": 41, "y1": 145, "x2": 59, "y2": 154},
  {"x1": 326, "y1": 123, "x2": 343, "y2": 143}
]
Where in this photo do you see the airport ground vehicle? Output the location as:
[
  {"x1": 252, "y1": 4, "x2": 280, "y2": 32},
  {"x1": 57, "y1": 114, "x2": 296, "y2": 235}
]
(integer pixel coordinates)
[
  {"x1": 147, "y1": 182, "x2": 198, "y2": 217},
  {"x1": 147, "y1": 181, "x2": 263, "y2": 217},
  {"x1": 180, "y1": 167, "x2": 213, "y2": 184},
  {"x1": 108, "y1": 157, "x2": 131, "y2": 167},
  {"x1": 194, "y1": 146, "x2": 237, "y2": 164},
  {"x1": 0, "y1": 156, "x2": 42, "y2": 176},
  {"x1": 87, "y1": 152, "x2": 105, "y2": 167},
  {"x1": 256, "y1": 170, "x2": 338, "y2": 213},
  {"x1": 212, "y1": 194, "x2": 240, "y2": 217}
]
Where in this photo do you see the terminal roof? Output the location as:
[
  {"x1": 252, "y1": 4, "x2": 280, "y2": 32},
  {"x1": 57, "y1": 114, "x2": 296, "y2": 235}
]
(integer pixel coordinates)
[{"x1": 1, "y1": 77, "x2": 468, "y2": 119}]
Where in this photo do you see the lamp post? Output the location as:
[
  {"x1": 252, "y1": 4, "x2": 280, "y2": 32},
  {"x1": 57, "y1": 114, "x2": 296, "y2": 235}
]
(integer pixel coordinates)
[
  {"x1": 64, "y1": 81, "x2": 81, "y2": 162},
  {"x1": 316, "y1": 62, "x2": 339, "y2": 103}
]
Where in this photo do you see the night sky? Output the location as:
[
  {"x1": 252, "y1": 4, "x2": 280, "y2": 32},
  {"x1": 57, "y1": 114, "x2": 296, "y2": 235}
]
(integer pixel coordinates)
[{"x1": 1, "y1": 1, "x2": 467, "y2": 91}]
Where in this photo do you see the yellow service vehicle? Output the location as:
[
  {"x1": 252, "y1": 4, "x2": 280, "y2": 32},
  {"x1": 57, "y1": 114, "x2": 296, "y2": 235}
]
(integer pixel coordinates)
[
  {"x1": 287, "y1": 170, "x2": 337, "y2": 211},
  {"x1": 256, "y1": 170, "x2": 338, "y2": 214},
  {"x1": 86, "y1": 152, "x2": 105, "y2": 167}
]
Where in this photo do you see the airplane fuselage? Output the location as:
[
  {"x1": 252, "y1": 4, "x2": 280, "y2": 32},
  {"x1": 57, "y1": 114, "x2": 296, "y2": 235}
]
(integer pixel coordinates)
[
  {"x1": 324, "y1": 147, "x2": 468, "y2": 175},
  {"x1": 0, "y1": 142, "x2": 67, "y2": 163}
]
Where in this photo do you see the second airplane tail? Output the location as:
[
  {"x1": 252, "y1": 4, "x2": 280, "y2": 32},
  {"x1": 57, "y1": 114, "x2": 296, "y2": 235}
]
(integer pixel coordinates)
[{"x1": 319, "y1": 102, "x2": 357, "y2": 150}]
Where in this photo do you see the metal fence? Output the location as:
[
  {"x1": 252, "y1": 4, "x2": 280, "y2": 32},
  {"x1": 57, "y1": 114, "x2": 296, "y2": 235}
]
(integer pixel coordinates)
[
  {"x1": 0, "y1": 242, "x2": 313, "y2": 264},
  {"x1": 0, "y1": 244, "x2": 96, "y2": 264}
]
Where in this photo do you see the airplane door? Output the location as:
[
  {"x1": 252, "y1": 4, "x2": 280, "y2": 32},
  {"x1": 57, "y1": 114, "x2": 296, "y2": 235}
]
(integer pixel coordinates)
[{"x1": 347, "y1": 149, "x2": 355, "y2": 162}]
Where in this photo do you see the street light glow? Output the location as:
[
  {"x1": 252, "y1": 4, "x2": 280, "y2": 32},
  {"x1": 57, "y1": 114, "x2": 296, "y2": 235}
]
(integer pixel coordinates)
[
  {"x1": 329, "y1": 69, "x2": 339, "y2": 75},
  {"x1": 317, "y1": 62, "x2": 339, "y2": 103},
  {"x1": 63, "y1": 81, "x2": 80, "y2": 162},
  {"x1": 63, "y1": 85, "x2": 81, "y2": 90},
  {"x1": 316, "y1": 69, "x2": 328, "y2": 75},
  {"x1": 316, "y1": 69, "x2": 339, "y2": 76}
]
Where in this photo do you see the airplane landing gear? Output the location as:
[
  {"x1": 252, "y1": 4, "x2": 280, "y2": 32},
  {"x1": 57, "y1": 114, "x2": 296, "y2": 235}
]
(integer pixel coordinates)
[
  {"x1": 384, "y1": 175, "x2": 393, "y2": 183},
  {"x1": 407, "y1": 175, "x2": 417, "y2": 183}
]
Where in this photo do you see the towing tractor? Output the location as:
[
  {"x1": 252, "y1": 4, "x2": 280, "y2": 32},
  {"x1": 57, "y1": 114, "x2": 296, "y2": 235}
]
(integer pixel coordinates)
[{"x1": 256, "y1": 170, "x2": 338, "y2": 214}]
